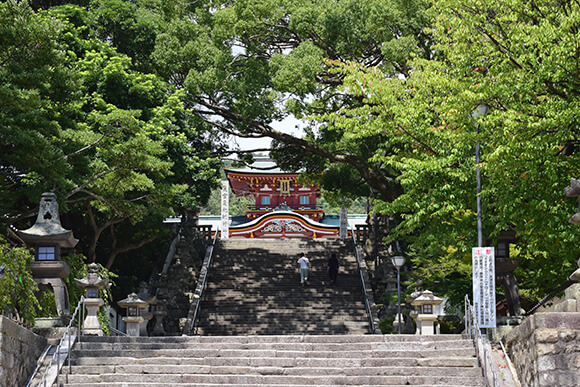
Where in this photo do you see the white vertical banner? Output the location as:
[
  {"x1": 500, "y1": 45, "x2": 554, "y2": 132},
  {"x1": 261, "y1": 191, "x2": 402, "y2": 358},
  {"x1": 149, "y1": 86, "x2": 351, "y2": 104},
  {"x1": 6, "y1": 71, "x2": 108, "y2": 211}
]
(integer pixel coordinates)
[
  {"x1": 472, "y1": 247, "x2": 496, "y2": 328},
  {"x1": 339, "y1": 207, "x2": 348, "y2": 239},
  {"x1": 220, "y1": 180, "x2": 229, "y2": 240}
]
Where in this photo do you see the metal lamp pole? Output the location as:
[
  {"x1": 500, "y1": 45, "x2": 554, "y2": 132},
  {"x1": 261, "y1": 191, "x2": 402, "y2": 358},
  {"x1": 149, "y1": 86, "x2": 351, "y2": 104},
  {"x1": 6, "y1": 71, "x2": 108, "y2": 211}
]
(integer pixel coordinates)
[
  {"x1": 472, "y1": 104, "x2": 488, "y2": 336},
  {"x1": 472, "y1": 104, "x2": 488, "y2": 248},
  {"x1": 391, "y1": 255, "x2": 406, "y2": 334}
]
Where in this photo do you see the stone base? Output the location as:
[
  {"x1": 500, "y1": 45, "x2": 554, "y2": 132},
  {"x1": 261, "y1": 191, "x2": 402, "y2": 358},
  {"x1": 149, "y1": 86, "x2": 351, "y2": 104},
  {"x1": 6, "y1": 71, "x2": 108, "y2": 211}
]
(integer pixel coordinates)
[
  {"x1": 495, "y1": 316, "x2": 524, "y2": 340},
  {"x1": 505, "y1": 312, "x2": 580, "y2": 387},
  {"x1": 33, "y1": 316, "x2": 71, "y2": 328}
]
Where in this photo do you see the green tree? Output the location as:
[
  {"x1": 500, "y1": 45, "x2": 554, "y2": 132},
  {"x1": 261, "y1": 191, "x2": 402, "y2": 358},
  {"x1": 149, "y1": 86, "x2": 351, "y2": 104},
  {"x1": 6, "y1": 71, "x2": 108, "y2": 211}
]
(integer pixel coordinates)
[
  {"x1": 312, "y1": 0, "x2": 580, "y2": 306},
  {"x1": 140, "y1": 0, "x2": 434, "y2": 201},
  {"x1": 2, "y1": 2, "x2": 223, "y2": 270},
  {"x1": 0, "y1": 0, "x2": 79, "y2": 222},
  {"x1": 0, "y1": 238, "x2": 39, "y2": 325}
]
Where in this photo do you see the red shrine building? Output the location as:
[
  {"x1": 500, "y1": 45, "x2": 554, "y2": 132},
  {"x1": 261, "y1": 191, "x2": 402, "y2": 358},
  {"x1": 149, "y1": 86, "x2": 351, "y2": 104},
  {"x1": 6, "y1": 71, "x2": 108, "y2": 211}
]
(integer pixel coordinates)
[
  {"x1": 224, "y1": 158, "x2": 340, "y2": 238},
  {"x1": 225, "y1": 159, "x2": 324, "y2": 221}
]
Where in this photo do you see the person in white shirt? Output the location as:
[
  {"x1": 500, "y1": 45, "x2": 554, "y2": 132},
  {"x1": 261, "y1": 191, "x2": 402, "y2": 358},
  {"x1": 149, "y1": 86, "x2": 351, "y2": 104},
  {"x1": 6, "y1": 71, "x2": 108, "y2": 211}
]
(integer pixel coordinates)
[{"x1": 297, "y1": 253, "x2": 310, "y2": 285}]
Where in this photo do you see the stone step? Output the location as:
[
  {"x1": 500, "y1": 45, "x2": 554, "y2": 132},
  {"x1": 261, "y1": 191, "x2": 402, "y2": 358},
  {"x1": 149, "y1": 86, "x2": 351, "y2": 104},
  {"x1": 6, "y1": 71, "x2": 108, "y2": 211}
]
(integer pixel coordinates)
[
  {"x1": 203, "y1": 285, "x2": 363, "y2": 293},
  {"x1": 197, "y1": 238, "x2": 367, "y2": 335},
  {"x1": 70, "y1": 355, "x2": 478, "y2": 368},
  {"x1": 61, "y1": 373, "x2": 483, "y2": 385},
  {"x1": 60, "y1": 334, "x2": 483, "y2": 386},
  {"x1": 197, "y1": 311, "x2": 368, "y2": 319},
  {"x1": 195, "y1": 327, "x2": 370, "y2": 335},
  {"x1": 70, "y1": 347, "x2": 476, "y2": 359},
  {"x1": 77, "y1": 334, "x2": 467, "y2": 344},
  {"x1": 75, "y1": 339, "x2": 476, "y2": 352},
  {"x1": 199, "y1": 301, "x2": 366, "y2": 308},
  {"x1": 61, "y1": 384, "x2": 476, "y2": 387},
  {"x1": 63, "y1": 364, "x2": 481, "y2": 377}
]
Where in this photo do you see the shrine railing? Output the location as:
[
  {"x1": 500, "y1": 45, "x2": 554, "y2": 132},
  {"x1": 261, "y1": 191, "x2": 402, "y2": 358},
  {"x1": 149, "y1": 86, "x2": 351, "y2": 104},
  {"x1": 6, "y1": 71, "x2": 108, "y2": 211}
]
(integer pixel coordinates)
[
  {"x1": 183, "y1": 228, "x2": 219, "y2": 335},
  {"x1": 351, "y1": 229, "x2": 381, "y2": 334}
]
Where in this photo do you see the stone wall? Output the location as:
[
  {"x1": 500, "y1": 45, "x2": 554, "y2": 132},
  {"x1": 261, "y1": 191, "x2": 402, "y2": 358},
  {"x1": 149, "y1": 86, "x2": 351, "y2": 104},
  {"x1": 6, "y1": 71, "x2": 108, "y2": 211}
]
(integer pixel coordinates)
[
  {"x1": 0, "y1": 316, "x2": 47, "y2": 387},
  {"x1": 505, "y1": 312, "x2": 580, "y2": 387}
]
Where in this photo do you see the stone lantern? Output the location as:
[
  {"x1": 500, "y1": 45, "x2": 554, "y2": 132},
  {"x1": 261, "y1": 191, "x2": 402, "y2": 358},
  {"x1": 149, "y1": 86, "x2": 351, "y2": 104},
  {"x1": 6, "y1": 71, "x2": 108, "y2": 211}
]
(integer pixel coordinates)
[
  {"x1": 118, "y1": 293, "x2": 148, "y2": 336},
  {"x1": 9, "y1": 193, "x2": 78, "y2": 317},
  {"x1": 151, "y1": 288, "x2": 168, "y2": 336},
  {"x1": 137, "y1": 281, "x2": 156, "y2": 336},
  {"x1": 410, "y1": 289, "x2": 443, "y2": 335},
  {"x1": 74, "y1": 263, "x2": 110, "y2": 336}
]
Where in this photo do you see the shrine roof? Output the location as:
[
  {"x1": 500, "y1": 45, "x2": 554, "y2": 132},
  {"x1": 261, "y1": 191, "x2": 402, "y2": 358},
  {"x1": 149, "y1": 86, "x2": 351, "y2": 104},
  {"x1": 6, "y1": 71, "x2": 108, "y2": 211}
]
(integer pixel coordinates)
[{"x1": 224, "y1": 158, "x2": 298, "y2": 176}]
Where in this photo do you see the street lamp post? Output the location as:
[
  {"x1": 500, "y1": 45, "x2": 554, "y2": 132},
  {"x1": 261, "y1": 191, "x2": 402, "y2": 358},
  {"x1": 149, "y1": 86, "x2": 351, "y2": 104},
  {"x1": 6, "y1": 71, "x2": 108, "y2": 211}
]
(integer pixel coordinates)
[
  {"x1": 391, "y1": 255, "x2": 406, "y2": 334},
  {"x1": 472, "y1": 104, "x2": 489, "y2": 335},
  {"x1": 472, "y1": 104, "x2": 488, "y2": 248}
]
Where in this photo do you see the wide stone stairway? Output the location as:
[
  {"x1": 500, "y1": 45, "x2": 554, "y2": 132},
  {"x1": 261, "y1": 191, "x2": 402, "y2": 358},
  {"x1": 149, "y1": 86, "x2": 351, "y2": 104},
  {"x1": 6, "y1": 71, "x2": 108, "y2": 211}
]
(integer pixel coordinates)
[
  {"x1": 59, "y1": 334, "x2": 484, "y2": 386},
  {"x1": 51, "y1": 238, "x2": 485, "y2": 386},
  {"x1": 195, "y1": 238, "x2": 369, "y2": 335}
]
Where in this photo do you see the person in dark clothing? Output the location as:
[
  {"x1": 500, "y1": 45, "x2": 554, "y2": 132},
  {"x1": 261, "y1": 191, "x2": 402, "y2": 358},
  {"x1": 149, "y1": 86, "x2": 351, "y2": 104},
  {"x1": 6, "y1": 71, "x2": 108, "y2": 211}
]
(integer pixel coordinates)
[{"x1": 328, "y1": 253, "x2": 339, "y2": 285}]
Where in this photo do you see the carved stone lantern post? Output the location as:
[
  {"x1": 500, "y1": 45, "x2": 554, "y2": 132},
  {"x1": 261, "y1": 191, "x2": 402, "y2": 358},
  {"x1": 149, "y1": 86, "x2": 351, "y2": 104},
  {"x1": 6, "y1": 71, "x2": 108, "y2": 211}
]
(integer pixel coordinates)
[
  {"x1": 410, "y1": 290, "x2": 444, "y2": 335},
  {"x1": 137, "y1": 281, "x2": 156, "y2": 336},
  {"x1": 74, "y1": 263, "x2": 110, "y2": 336},
  {"x1": 151, "y1": 288, "x2": 167, "y2": 336},
  {"x1": 118, "y1": 293, "x2": 148, "y2": 336},
  {"x1": 9, "y1": 193, "x2": 79, "y2": 318}
]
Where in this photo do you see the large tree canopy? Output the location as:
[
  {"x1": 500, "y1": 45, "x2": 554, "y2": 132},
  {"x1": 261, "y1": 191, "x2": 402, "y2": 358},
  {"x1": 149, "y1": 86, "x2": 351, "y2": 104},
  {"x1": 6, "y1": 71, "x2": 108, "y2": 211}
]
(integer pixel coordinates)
[
  {"x1": 1, "y1": 1, "x2": 223, "y2": 269},
  {"x1": 314, "y1": 0, "x2": 580, "y2": 304},
  {"x1": 3, "y1": 0, "x2": 580, "y2": 309}
]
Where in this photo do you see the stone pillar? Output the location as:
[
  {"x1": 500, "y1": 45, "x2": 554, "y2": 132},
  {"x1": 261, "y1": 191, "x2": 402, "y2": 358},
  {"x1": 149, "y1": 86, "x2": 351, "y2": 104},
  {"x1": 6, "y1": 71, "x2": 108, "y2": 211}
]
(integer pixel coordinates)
[
  {"x1": 74, "y1": 263, "x2": 110, "y2": 336},
  {"x1": 35, "y1": 277, "x2": 70, "y2": 316},
  {"x1": 220, "y1": 180, "x2": 229, "y2": 240},
  {"x1": 152, "y1": 289, "x2": 167, "y2": 336},
  {"x1": 415, "y1": 314, "x2": 439, "y2": 335},
  {"x1": 137, "y1": 282, "x2": 156, "y2": 336},
  {"x1": 339, "y1": 207, "x2": 348, "y2": 239},
  {"x1": 83, "y1": 296, "x2": 105, "y2": 336}
]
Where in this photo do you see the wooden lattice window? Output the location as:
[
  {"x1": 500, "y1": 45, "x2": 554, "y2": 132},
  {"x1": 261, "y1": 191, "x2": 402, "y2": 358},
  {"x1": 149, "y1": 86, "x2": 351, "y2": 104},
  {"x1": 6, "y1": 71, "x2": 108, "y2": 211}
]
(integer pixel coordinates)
[{"x1": 280, "y1": 180, "x2": 291, "y2": 194}]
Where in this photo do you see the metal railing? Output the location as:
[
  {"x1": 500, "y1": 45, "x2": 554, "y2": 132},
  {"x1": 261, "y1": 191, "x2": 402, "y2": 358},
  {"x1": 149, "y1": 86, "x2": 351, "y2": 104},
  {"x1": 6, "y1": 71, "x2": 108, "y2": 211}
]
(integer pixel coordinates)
[
  {"x1": 464, "y1": 295, "x2": 501, "y2": 387},
  {"x1": 31, "y1": 296, "x2": 85, "y2": 387},
  {"x1": 183, "y1": 228, "x2": 219, "y2": 335},
  {"x1": 351, "y1": 229, "x2": 381, "y2": 334},
  {"x1": 525, "y1": 279, "x2": 573, "y2": 316},
  {"x1": 109, "y1": 326, "x2": 127, "y2": 336},
  {"x1": 25, "y1": 345, "x2": 52, "y2": 387}
]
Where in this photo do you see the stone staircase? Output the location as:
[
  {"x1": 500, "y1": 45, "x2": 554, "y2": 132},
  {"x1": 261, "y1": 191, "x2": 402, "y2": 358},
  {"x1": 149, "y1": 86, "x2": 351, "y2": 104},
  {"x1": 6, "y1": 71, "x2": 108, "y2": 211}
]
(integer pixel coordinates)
[
  {"x1": 195, "y1": 238, "x2": 369, "y2": 335},
  {"x1": 58, "y1": 334, "x2": 484, "y2": 386}
]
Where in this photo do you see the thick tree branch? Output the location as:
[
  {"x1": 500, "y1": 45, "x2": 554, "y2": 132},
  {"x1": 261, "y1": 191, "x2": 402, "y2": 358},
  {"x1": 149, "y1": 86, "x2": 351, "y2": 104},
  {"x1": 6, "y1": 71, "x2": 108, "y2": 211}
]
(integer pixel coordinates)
[{"x1": 195, "y1": 98, "x2": 396, "y2": 201}]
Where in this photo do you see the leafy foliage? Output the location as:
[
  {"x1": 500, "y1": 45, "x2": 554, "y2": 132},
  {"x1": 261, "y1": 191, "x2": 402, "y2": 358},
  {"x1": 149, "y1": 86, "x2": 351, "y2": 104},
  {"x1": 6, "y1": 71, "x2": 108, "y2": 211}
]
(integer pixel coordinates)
[
  {"x1": 1, "y1": 1, "x2": 224, "y2": 270},
  {"x1": 314, "y1": 0, "x2": 580, "y2": 306},
  {"x1": 4, "y1": 0, "x2": 580, "y2": 314},
  {"x1": 0, "y1": 237, "x2": 39, "y2": 325}
]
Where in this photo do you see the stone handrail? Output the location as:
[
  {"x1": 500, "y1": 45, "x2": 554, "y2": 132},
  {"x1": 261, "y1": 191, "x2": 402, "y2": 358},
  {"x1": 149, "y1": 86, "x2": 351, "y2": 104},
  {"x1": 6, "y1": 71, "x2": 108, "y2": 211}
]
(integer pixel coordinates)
[
  {"x1": 351, "y1": 230, "x2": 381, "y2": 334},
  {"x1": 182, "y1": 229, "x2": 219, "y2": 335},
  {"x1": 464, "y1": 295, "x2": 502, "y2": 387}
]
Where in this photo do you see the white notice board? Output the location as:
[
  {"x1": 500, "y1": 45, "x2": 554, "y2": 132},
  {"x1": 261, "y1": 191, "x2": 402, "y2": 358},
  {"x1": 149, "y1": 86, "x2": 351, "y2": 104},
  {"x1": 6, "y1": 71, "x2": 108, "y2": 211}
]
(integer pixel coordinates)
[{"x1": 472, "y1": 247, "x2": 496, "y2": 328}]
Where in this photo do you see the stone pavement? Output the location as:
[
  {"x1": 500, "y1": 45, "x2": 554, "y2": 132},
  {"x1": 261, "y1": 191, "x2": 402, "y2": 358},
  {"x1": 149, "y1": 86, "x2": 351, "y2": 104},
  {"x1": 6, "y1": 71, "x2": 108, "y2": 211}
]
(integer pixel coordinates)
[{"x1": 58, "y1": 334, "x2": 484, "y2": 386}]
